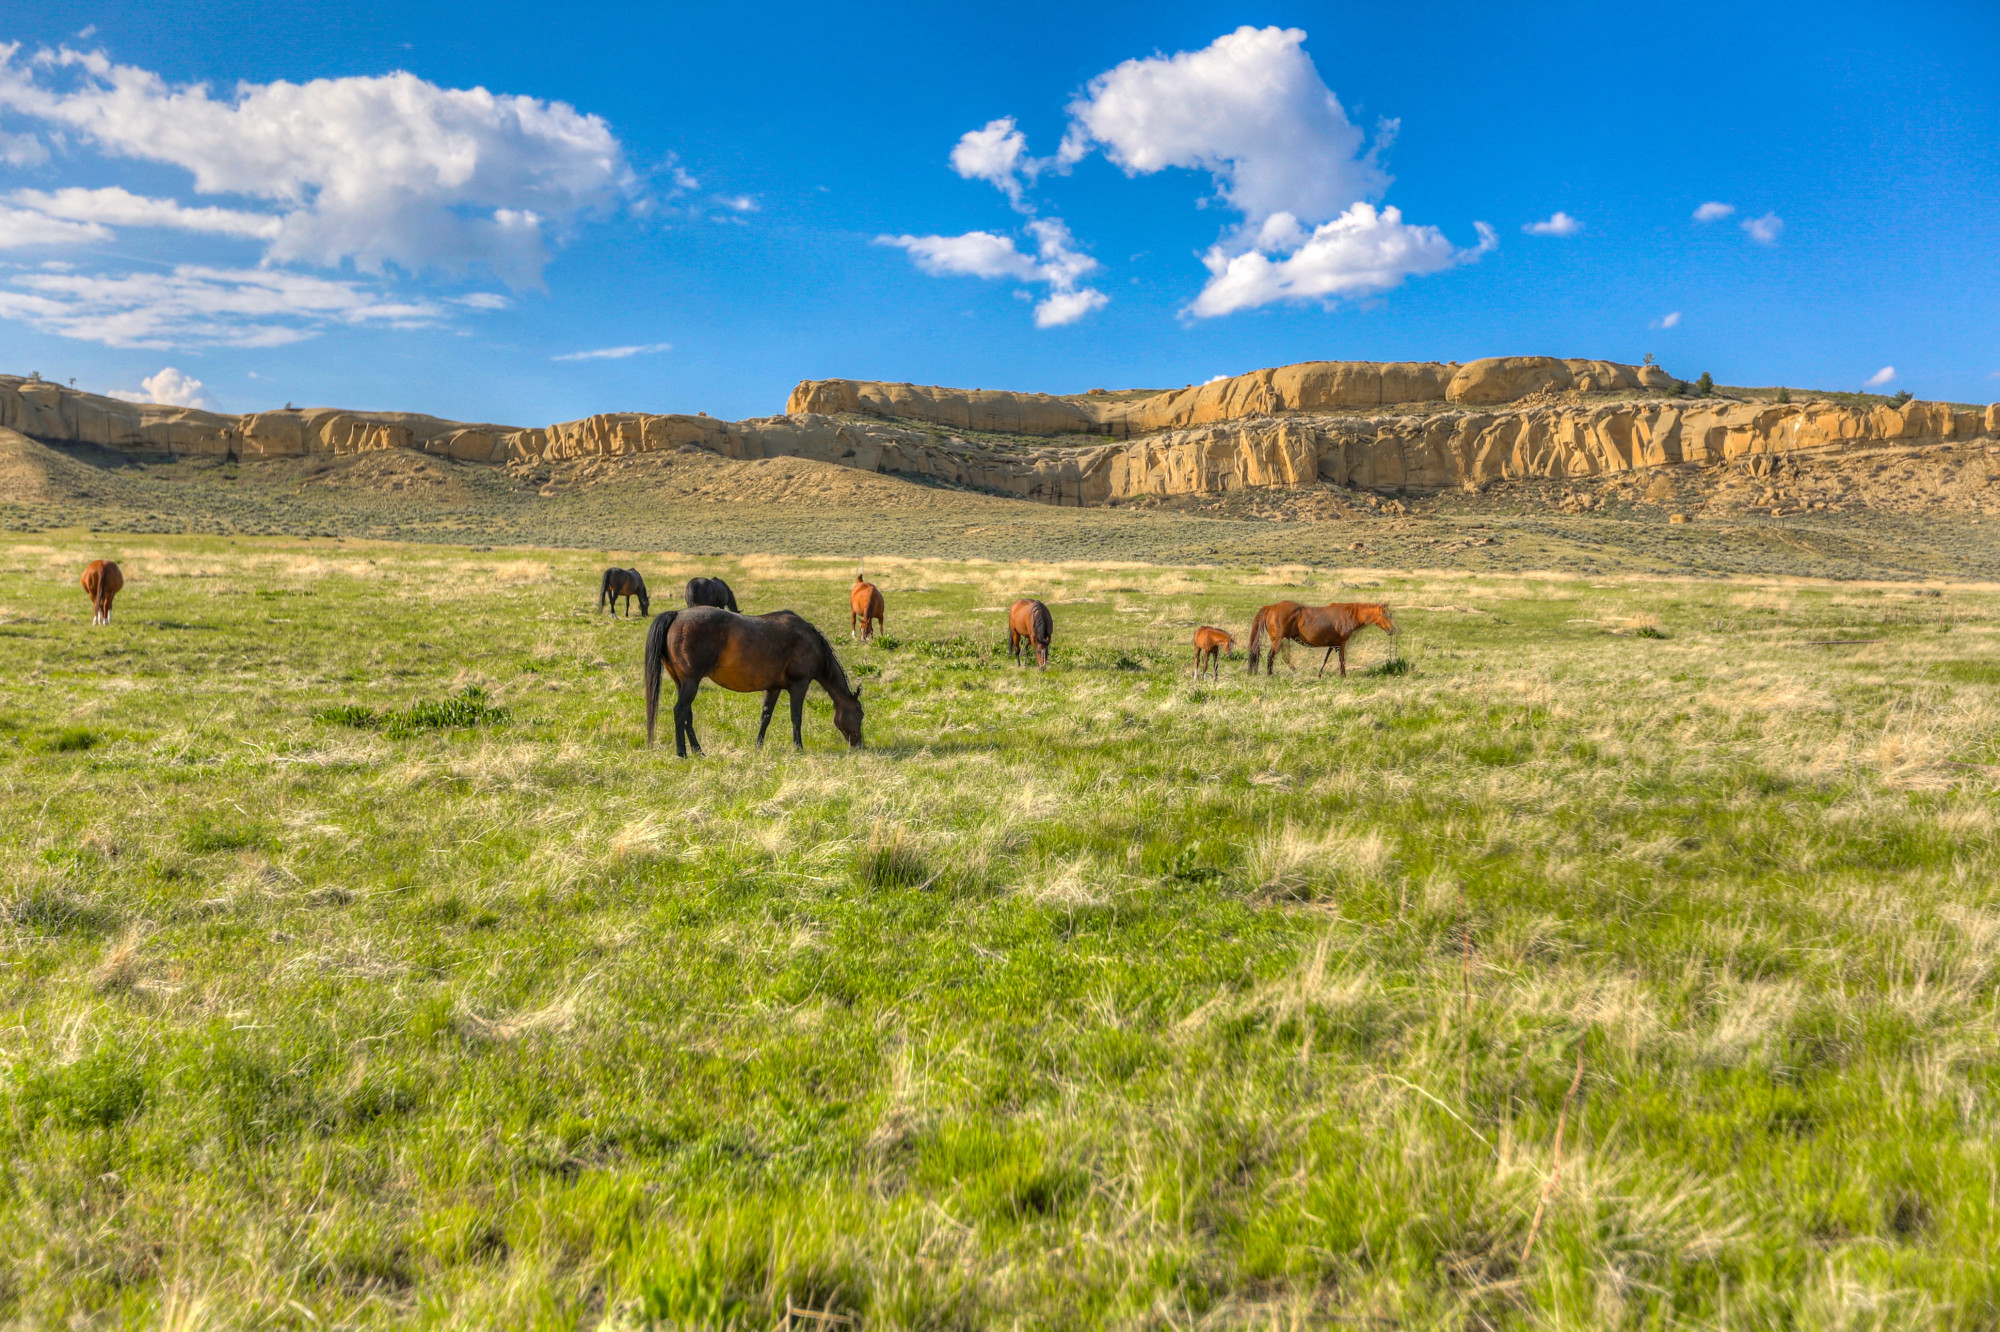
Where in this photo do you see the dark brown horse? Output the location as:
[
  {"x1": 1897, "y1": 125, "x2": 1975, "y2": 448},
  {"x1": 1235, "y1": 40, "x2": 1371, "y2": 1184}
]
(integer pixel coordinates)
[
  {"x1": 81, "y1": 560, "x2": 123, "y2": 625},
  {"x1": 598, "y1": 567, "x2": 649, "y2": 617},
  {"x1": 1247, "y1": 600, "x2": 1397, "y2": 676},
  {"x1": 685, "y1": 576, "x2": 739, "y2": 611},
  {"x1": 644, "y1": 606, "x2": 863, "y2": 756},
  {"x1": 1008, "y1": 599, "x2": 1053, "y2": 668},
  {"x1": 1192, "y1": 625, "x2": 1234, "y2": 680},
  {"x1": 851, "y1": 574, "x2": 884, "y2": 640}
]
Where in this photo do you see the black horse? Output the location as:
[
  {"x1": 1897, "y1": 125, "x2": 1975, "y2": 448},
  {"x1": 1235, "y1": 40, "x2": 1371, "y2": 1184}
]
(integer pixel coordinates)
[
  {"x1": 685, "y1": 576, "x2": 739, "y2": 611},
  {"x1": 599, "y1": 567, "x2": 649, "y2": 617}
]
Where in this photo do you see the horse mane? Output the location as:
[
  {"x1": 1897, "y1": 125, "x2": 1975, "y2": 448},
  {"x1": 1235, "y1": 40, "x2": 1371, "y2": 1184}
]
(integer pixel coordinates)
[
  {"x1": 795, "y1": 615, "x2": 854, "y2": 699},
  {"x1": 1031, "y1": 600, "x2": 1053, "y2": 642}
]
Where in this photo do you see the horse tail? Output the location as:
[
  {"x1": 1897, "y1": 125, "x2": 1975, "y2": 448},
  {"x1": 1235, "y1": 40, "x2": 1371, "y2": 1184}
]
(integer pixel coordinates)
[
  {"x1": 725, "y1": 586, "x2": 739, "y2": 612},
  {"x1": 1246, "y1": 608, "x2": 1267, "y2": 671},
  {"x1": 644, "y1": 610, "x2": 678, "y2": 745},
  {"x1": 599, "y1": 567, "x2": 612, "y2": 610}
]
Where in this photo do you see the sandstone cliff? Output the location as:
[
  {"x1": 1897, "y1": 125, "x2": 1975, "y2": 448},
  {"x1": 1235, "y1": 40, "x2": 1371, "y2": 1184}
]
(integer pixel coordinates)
[
  {"x1": 785, "y1": 356, "x2": 1682, "y2": 437},
  {"x1": 8, "y1": 366, "x2": 1996, "y2": 511}
]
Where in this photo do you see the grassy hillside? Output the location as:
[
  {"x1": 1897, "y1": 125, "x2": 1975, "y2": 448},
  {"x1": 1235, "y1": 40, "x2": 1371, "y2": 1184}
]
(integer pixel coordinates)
[
  {"x1": 3, "y1": 427, "x2": 1999, "y2": 583},
  {"x1": 1, "y1": 533, "x2": 1996, "y2": 1327}
]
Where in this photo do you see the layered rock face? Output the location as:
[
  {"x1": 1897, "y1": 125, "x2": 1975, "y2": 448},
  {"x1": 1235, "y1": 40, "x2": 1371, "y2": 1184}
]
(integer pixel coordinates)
[
  {"x1": 10, "y1": 367, "x2": 1998, "y2": 510},
  {"x1": 785, "y1": 356, "x2": 1681, "y2": 437},
  {"x1": 0, "y1": 376, "x2": 521, "y2": 464}
]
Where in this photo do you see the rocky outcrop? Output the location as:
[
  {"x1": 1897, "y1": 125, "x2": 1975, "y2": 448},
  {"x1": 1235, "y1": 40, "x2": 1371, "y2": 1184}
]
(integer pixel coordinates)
[
  {"x1": 8, "y1": 368, "x2": 1997, "y2": 512},
  {"x1": 516, "y1": 396, "x2": 2000, "y2": 505},
  {"x1": 785, "y1": 356, "x2": 1678, "y2": 437},
  {"x1": 0, "y1": 375, "x2": 522, "y2": 464}
]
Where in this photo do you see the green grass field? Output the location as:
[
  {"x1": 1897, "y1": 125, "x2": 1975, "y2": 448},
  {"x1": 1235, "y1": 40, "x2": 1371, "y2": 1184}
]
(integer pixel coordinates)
[{"x1": 2, "y1": 533, "x2": 1997, "y2": 1329}]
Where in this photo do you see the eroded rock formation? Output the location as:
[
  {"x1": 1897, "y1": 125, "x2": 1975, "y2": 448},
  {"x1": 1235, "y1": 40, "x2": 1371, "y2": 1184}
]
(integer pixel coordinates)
[
  {"x1": 7, "y1": 365, "x2": 1996, "y2": 510},
  {"x1": 785, "y1": 356, "x2": 1683, "y2": 437}
]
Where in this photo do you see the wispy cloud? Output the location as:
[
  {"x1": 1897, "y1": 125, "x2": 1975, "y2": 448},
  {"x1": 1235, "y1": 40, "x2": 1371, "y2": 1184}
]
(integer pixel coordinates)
[
  {"x1": 879, "y1": 217, "x2": 1108, "y2": 327},
  {"x1": 1523, "y1": 211, "x2": 1582, "y2": 237},
  {"x1": 1741, "y1": 213, "x2": 1784, "y2": 244},
  {"x1": 551, "y1": 341, "x2": 672, "y2": 361},
  {"x1": 9, "y1": 186, "x2": 281, "y2": 239},
  {"x1": 0, "y1": 264, "x2": 443, "y2": 347},
  {"x1": 717, "y1": 194, "x2": 758, "y2": 213},
  {"x1": 1863, "y1": 365, "x2": 1895, "y2": 388},
  {"x1": 1692, "y1": 201, "x2": 1734, "y2": 223},
  {"x1": 1651, "y1": 311, "x2": 1681, "y2": 329}
]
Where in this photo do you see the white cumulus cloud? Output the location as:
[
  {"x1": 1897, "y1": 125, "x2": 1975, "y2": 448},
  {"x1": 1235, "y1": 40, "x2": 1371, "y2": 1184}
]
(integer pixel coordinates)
[
  {"x1": 878, "y1": 217, "x2": 1107, "y2": 327},
  {"x1": 0, "y1": 264, "x2": 443, "y2": 348},
  {"x1": 920, "y1": 27, "x2": 1483, "y2": 319},
  {"x1": 9, "y1": 186, "x2": 283, "y2": 239},
  {"x1": 0, "y1": 43, "x2": 633, "y2": 287},
  {"x1": 1692, "y1": 201, "x2": 1735, "y2": 223},
  {"x1": 107, "y1": 365, "x2": 209, "y2": 408},
  {"x1": 1742, "y1": 212, "x2": 1784, "y2": 244},
  {"x1": 551, "y1": 342, "x2": 671, "y2": 362},
  {"x1": 1864, "y1": 365, "x2": 1895, "y2": 388},
  {"x1": 1190, "y1": 204, "x2": 1494, "y2": 318},
  {"x1": 1062, "y1": 26, "x2": 1386, "y2": 229},
  {"x1": 950, "y1": 117, "x2": 1037, "y2": 209},
  {"x1": 1523, "y1": 211, "x2": 1582, "y2": 237}
]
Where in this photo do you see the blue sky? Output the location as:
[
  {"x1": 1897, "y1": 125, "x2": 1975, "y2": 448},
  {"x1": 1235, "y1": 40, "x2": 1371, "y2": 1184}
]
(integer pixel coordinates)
[{"x1": 0, "y1": 0, "x2": 1994, "y2": 425}]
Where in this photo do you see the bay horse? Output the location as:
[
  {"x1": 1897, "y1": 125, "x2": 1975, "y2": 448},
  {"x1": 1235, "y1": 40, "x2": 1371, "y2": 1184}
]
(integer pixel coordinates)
[
  {"x1": 598, "y1": 567, "x2": 649, "y2": 617},
  {"x1": 81, "y1": 560, "x2": 123, "y2": 625},
  {"x1": 851, "y1": 574, "x2": 884, "y2": 640},
  {"x1": 685, "y1": 576, "x2": 739, "y2": 611},
  {"x1": 1008, "y1": 599, "x2": 1053, "y2": 668},
  {"x1": 1247, "y1": 600, "x2": 1397, "y2": 677},
  {"x1": 1192, "y1": 626, "x2": 1234, "y2": 680},
  {"x1": 644, "y1": 606, "x2": 863, "y2": 757}
]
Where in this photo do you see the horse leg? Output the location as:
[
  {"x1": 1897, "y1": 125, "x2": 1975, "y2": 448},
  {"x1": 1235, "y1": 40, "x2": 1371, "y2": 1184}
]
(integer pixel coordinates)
[
  {"x1": 756, "y1": 687, "x2": 780, "y2": 746},
  {"x1": 1339, "y1": 645, "x2": 1348, "y2": 677},
  {"x1": 1318, "y1": 646, "x2": 1334, "y2": 677},
  {"x1": 789, "y1": 683, "x2": 808, "y2": 750},
  {"x1": 674, "y1": 678, "x2": 703, "y2": 757}
]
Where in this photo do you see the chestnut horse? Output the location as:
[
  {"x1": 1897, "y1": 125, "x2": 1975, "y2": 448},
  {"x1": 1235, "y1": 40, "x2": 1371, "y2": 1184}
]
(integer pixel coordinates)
[
  {"x1": 1192, "y1": 625, "x2": 1234, "y2": 680},
  {"x1": 851, "y1": 574, "x2": 884, "y2": 640},
  {"x1": 1247, "y1": 600, "x2": 1397, "y2": 677},
  {"x1": 81, "y1": 560, "x2": 123, "y2": 625},
  {"x1": 598, "y1": 567, "x2": 649, "y2": 617},
  {"x1": 1008, "y1": 599, "x2": 1053, "y2": 668},
  {"x1": 644, "y1": 606, "x2": 863, "y2": 757},
  {"x1": 685, "y1": 577, "x2": 739, "y2": 611}
]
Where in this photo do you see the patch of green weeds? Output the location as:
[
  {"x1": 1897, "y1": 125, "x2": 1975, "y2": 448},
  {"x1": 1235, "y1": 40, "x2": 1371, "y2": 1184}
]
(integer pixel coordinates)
[{"x1": 39, "y1": 726, "x2": 100, "y2": 753}]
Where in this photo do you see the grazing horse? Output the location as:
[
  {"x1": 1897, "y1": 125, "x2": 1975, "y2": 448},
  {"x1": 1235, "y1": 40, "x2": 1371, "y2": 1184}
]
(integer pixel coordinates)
[
  {"x1": 81, "y1": 560, "x2": 123, "y2": 625},
  {"x1": 851, "y1": 574, "x2": 885, "y2": 640},
  {"x1": 1247, "y1": 600, "x2": 1397, "y2": 677},
  {"x1": 644, "y1": 606, "x2": 863, "y2": 757},
  {"x1": 598, "y1": 567, "x2": 649, "y2": 617},
  {"x1": 685, "y1": 576, "x2": 739, "y2": 611},
  {"x1": 1008, "y1": 599, "x2": 1053, "y2": 668},
  {"x1": 1192, "y1": 625, "x2": 1234, "y2": 679}
]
